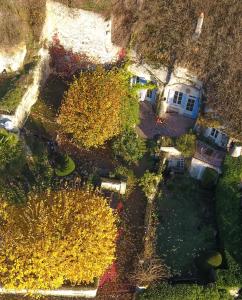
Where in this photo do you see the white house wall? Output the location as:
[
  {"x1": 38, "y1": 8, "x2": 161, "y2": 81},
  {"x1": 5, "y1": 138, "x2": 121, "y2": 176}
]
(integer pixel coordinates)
[
  {"x1": 190, "y1": 157, "x2": 221, "y2": 180},
  {"x1": 230, "y1": 146, "x2": 242, "y2": 157},
  {"x1": 139, "y1": 89, "x2": 148, "y2": 101},
  {"x1": 164, "y1": 83, "x2": 201, "y2": 99},
  {"x1": 170, "y1": 67, "x2": 203, "y2": 89},
  {"x1": 160, "y1": 147, "x2": 181, "y2": 156},
  {"x1": 128, "y1": 64, "x2": 153, "y2": 81},
  {"x1": 163, "y1": 84, "x2": 200, "y2": 119},
  {"x1": 204, "y1": 128, "x2": 229, "y2": 149},
  {"x1": 160, "y1": 66, "x2": 202, "y2": 118},
  {"x1": 128, "y1": 63, "x2": 168, "y2": 84}
]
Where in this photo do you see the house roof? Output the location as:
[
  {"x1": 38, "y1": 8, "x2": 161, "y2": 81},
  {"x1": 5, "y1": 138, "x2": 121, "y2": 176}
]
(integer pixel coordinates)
[
  {"x1": 164, "y1": 66, "x2": 203, "y2": 100},
  {"x1": 194, "y1": 141, "x2": 226, "y2": 168}
]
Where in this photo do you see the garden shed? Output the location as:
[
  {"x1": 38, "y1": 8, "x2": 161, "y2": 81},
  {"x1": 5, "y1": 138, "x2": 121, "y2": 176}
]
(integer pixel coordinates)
[
  {"x1": 160, "y1": 147, "x2": 185, "y2": 173},
  {"x1": 190, "y1": 157, "x2": 220, "y2": 180},
  {"x1": 190, "y1": 141, "x2": 225, "y2": 180}
]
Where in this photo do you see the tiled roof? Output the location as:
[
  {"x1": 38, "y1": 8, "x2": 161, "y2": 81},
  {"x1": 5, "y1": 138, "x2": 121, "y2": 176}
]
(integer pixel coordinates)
[{"x1": 194, "y1": 141, "x2": 226, "y2": 168}]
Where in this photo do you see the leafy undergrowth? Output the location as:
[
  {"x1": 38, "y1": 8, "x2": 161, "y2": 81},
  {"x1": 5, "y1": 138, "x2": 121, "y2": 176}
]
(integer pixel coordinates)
[
  {"x1": 156, "y1": 174, "x2": 217, "y2": 276},
  {"x1": 56, "y1": 0, "x2": 112, "y2": 15},
  {"x1": 0, "y1": 61, "x2": 37, "y2": 113},
  {"x1": 25, "y1": 73, "x2": 68, "y2": 139}
]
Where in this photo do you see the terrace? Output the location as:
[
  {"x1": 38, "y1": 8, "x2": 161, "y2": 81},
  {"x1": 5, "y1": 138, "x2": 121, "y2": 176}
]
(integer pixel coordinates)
[{"x1": 136, "y1": 101, "x2": 195, "y2": 139}]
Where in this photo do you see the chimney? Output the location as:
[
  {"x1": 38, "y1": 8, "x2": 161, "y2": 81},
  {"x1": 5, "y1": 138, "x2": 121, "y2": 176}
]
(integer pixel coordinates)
[{"x1": 193, "y1": 12, "x2": 204, "y2": 40}]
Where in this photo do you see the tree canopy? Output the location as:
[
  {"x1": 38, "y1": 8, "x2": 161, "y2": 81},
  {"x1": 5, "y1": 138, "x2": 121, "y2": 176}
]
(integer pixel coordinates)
[
  {"x1": 112, "y1": 129, "x2": 146, "y2": 164},
  {"x1": 58, "y1": 67, "x2": 135, "y2": 148},
  {"x1": 175, "y1": 132, "x2": 196, "y2": 158},
  {"x1": 0, "y1": 188, "x2": 117, "y2": 290}
]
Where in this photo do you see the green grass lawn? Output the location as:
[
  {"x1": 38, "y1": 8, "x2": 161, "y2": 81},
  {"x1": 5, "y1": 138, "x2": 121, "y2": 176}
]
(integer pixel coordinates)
[{"x1": 156, "y1": 174, "x2": 217, "y2": 276}]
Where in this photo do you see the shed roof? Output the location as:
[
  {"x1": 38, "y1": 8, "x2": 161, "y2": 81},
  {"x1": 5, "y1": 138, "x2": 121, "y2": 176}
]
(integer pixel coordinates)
[{"x1": 194, "y1": 141, "x2": 226, "y2": 168}]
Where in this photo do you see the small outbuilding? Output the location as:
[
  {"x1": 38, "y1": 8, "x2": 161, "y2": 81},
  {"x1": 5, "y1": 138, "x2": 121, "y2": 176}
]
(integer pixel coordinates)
[
  {"x1": 190, "y1": 141, "x2": 225, "y2": 180},
  {"x1": 101, "y1": 178, "x2": 127, "y2": 195}
]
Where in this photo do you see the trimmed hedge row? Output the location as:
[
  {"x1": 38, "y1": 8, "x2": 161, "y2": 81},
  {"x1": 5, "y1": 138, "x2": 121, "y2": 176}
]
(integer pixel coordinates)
[
  {"x1": 138, "y1": 282, "x2": 232, "y2": 300},
  {"x1": 216, "y1": 155, "x2": 242, "y2": 264}
]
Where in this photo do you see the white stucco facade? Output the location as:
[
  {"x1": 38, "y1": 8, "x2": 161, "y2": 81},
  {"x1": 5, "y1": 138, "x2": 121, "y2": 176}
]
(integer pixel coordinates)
[
  {"x1": 128, "y1": 63, "x2": 168, "y2": 85},
  {"x1": 190, "y1": 157, "x2": 221, "y2": 180},
  {"x1": 161, "y1": 67, "x2": 202, "y2": 119},
  {"x1": 204, "y1": 127, "x2": 229, "y2": 149},
  {"x1": 160, "y1": 147, "x2": 181, "y2": 156}
]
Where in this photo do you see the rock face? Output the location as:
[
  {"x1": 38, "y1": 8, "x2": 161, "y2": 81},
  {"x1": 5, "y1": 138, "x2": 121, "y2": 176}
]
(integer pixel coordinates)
[
  {"x1": 0, "y1": 45, "x2": 27, "y2": 73},
  {"x1": 0, "y1": 0, "x2": 122, "y2": 129},
  {"x1": 12, "y1": 48, "x2": 50, "y2": 128},
  {"x1": 43, "y1": 0, "x2": 120, "y2": 63}
]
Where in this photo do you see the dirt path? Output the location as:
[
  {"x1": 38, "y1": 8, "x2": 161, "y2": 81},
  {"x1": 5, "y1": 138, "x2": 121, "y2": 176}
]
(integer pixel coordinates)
[{"x1": 97, "y1": 154, "x2": 150, "y2": 299}]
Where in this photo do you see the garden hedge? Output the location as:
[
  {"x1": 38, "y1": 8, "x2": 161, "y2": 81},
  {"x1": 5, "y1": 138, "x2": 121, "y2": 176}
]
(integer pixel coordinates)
[{"x1": 138, "y1": 282, "x2": 232, "y2": 300}]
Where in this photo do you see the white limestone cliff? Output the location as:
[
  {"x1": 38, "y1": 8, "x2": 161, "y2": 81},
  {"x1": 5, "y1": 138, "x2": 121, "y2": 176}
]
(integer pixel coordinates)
[
  {"x1": 43, "y1": 0, "x2": 120, "y2": 63},
  {"x1": 0, "y1": 0, "x2": 121, "y2": 129},
  {"x1": 0, "y1": 44, "x2": 27, "y2": 73}
]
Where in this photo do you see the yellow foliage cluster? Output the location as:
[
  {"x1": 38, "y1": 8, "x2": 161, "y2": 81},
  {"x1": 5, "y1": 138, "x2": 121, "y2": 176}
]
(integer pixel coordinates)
[
  {"x1": 57, "y1": 67, "x2": 128, "y2": 148},
  {"x1": 0, "y1": 189, "x2": 117, "y2": 290}
]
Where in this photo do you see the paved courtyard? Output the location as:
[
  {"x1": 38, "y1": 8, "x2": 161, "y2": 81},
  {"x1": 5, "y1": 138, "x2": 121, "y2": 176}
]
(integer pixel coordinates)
[{"x1": 136, "y1": 101, "x2": 195, "y2": 139}]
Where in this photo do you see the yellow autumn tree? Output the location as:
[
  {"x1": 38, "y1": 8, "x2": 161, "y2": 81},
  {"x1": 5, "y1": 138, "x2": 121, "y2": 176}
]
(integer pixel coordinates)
[
  {"x1": 57, "y1": 67, "x2": 128, "y2": 148},
  {"x1": 0, "y1": 189, "x2": 117, "y2": 290}
]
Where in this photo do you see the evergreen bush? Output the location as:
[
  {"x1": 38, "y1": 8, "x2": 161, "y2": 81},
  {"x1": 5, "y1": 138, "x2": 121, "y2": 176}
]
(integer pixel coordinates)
[
  {"x1": 55, "y1": 154, "x2": 75, "y2": 177},
  {"x1": 112, "y1": 129, "x2": 147, "y2": 165}
]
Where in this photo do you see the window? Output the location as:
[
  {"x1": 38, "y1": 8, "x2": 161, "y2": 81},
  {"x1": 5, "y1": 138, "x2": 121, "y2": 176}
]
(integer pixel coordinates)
[
  {"x1": 210, "y1": 128, "x2": 219, "y2": 139},
  {"x1": 173, "y1": 91, "x2": 183, "y2": 104},
  {"x1": 136, "y1": 76, "x2": 140, "y2": 83},
  {"x1": 186, "y1": 98, "x2": 195, "y2": 111},
  {"x1": 146, "y1": 89, "x2": 153, "y2": 98}
]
